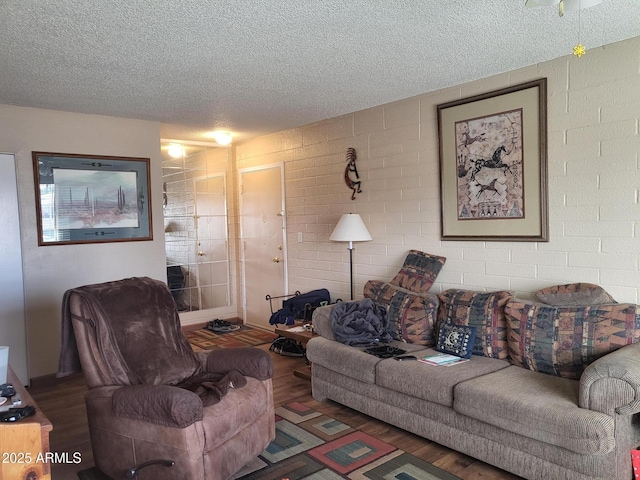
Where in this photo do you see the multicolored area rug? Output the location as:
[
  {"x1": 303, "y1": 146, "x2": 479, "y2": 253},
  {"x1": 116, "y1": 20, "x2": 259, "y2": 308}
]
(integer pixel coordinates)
[
  {"x1": 232, "y1": 402, "x2": 461, "y2": 480},
  {"x1": 185, "y1": 325, "x2": 278, "y2": 350}
]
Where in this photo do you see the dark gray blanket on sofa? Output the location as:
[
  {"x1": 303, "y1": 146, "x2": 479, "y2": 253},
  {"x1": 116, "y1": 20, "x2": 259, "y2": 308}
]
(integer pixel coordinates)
[{"x1": 330, "y1": 298, "x2": 392, "y2": 346}]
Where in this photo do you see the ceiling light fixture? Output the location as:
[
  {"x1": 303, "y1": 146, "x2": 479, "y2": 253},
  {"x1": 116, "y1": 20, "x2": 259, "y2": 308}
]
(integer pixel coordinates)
[
  {"x1": 525, "y1": 0, "x2": 602, "y2": 57},
  {"x1": 167, "y1": 144, "x2": 185, "y2": 158},
  {"x1": 211, "y1": 131, "x2": 233, "y2": 146}
]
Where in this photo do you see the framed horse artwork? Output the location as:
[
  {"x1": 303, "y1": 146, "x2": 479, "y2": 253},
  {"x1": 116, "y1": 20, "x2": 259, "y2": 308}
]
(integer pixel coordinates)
[{"x1": 437, "y1": 78, "x2": 549, "y2": 241}]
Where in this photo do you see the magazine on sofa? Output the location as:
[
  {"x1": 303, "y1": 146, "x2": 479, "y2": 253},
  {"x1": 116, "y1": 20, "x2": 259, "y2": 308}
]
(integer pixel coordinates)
[{"x1": 418, "y1": 353, "x2": 469, "y2": 366}]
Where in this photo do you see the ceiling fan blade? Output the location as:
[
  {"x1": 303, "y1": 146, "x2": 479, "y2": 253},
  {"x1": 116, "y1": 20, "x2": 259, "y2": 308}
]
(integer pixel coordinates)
[
  {"x1": 525, "y1": 0, "x2": 560, "y2": 7},
  {"x1": 561, "y1": 0, "x2": 603, "y2": 12},
  {"x1": 525, "y1": 0, "x2": 603, "y2": 9}
]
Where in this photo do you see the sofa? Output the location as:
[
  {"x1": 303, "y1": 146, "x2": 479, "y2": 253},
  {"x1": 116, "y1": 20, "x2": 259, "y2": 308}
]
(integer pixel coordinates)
[{"x1": 306, "y1": 252, "x2": 640, "y2": 480}]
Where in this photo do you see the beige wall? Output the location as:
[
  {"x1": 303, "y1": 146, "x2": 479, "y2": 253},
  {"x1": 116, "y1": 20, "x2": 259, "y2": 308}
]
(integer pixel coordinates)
[
  {"x1": 0, "y1": 104, "x2": 166, "y2": 379},
  {"x1": 237, "y1": 36, "x2": 640, "y2": 304}
]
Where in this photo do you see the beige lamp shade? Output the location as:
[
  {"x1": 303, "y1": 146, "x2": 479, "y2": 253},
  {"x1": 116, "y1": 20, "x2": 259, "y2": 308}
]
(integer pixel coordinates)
[
  {"x1": 330, "y1": 213, "x2": 372, "y2": 300},
  {"x1": 330, "y1": 214, "x2": 372, "y2": 243}
]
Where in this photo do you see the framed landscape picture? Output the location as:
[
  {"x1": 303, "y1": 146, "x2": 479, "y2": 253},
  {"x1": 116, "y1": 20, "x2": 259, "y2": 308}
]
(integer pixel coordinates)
[
  {"x1": 437, "y1": 78, "x2": 548, "y2": 241},
  {"x1": 33, "y1": 152, "x2": 152, "y2": 245}
]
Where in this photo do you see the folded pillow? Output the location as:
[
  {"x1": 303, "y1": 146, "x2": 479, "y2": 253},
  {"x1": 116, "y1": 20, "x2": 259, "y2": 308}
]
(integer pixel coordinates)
[
  {"x1": 364, "y1": 280, "x2": 439, "y2": 346},
  {"x1": 389, "y1": 250, "x2": 446, "y2": 294},
  {"x1": 436, "y1": 322, "x2": 476, "y2": 359},
  {"x1": 505, "y1": 300, "x2": 640, "y2": 379},
  {"x1": 535, "y1": 283, "x2": 616, "y2": 306},
  {"x1": 438, "y1": 289, "x2": 513, "y2": 359}
]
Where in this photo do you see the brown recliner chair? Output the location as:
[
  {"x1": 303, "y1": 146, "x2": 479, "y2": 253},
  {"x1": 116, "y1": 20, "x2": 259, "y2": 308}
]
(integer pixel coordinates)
[{"x1": 58, "y1": 277, "x2": 275, "y2": 480}]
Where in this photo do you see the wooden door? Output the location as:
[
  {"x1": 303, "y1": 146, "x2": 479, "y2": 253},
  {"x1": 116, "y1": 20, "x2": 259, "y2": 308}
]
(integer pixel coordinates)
[{"x1": 239, "y1": 165, "x2": 287, "y2": 329}]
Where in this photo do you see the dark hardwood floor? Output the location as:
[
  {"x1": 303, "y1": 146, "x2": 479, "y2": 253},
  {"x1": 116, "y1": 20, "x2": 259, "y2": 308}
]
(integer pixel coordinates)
[{"x1": 28, "y1": 342, "x2": 521, "y2": 480}]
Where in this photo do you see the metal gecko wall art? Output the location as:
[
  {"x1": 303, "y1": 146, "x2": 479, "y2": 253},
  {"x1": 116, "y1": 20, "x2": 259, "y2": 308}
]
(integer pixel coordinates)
[{"x1": 343, "y1": 147, "x2": 361, "y2": 200}]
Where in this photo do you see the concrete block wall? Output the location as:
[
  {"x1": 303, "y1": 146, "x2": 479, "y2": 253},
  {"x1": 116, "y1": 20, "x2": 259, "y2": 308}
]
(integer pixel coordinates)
[{"x1": 236, "y1": 36, "x2": 640, "y2": 303}]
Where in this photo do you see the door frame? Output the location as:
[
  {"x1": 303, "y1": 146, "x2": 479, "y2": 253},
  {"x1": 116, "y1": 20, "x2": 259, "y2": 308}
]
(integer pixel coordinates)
[{"x1": 238, "y1": 163, "x2": 288, "y2": 325}]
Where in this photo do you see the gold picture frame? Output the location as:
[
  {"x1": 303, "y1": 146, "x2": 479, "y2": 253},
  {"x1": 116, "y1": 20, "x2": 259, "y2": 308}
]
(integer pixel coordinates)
[{"x1": 437, "y1": 78, "x2": 548, "y2": 241}]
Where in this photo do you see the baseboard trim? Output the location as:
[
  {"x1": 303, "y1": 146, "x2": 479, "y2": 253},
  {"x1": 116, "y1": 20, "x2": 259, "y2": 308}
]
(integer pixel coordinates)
[{"x1": 29, "y1": 371, "x2": 84, "y2": 389}]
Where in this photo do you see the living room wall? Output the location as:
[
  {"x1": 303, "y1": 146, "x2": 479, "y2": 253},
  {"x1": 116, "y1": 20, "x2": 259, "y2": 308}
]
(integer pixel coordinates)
[
  {"x1": 0, "y1": 105, "x2": 166, "y2": 379},
  {"x1": 237, "y1": 36, "x2": 640, "y2": 304}
]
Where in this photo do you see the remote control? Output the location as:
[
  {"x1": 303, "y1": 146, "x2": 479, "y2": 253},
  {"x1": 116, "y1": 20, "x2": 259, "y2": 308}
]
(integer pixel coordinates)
[{"x1": 394, "y1": 355, "x2": 417, "y2": 361}]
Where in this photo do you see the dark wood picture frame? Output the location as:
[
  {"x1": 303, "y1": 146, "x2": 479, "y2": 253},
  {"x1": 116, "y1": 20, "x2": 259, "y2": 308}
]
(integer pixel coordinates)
[
  {"x1": 437, "y1": 78, "x2": 548, "y2": 242},
  {"x1": 33, "y1": 152, "x2": 152, "y2": 246}
]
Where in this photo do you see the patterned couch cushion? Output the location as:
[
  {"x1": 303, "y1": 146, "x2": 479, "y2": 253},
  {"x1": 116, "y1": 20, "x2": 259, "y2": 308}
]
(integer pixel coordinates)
[
  {"x1": 536, "y1": 283, "x2": 616, "y2": 306},
  {"x1": 505, "y1": 301, "x2": 640, "y2": 379},
  {"x1": 364, "y1": 280, "x2": 438, "y2": 346},
  {"x1": 389, "y1": 250, "x2": 446, "y2": 294},
  {"x1": 437, "y1": 289, "x2": 513, "y2": 359}
]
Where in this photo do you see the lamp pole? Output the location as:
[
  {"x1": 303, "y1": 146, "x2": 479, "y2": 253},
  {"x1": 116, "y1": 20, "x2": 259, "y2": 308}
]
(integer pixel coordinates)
[{"x1": 348, "y1": 240, "x2": 354, "y2": 300}]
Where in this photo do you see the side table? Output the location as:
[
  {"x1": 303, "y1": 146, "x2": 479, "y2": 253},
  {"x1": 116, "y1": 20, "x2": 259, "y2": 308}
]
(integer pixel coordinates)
[
  {"x1": 1, "y1": 367, "x2": 53, "y2": 480},
  {"x1": 274, "y1": 325, "x2": 317, "y2": 380}
]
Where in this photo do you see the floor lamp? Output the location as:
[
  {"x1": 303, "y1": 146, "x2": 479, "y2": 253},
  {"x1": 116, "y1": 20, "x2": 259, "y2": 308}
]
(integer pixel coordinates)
[{"x1": 330, "y1": 213, "x2": 372, "y2": 300}]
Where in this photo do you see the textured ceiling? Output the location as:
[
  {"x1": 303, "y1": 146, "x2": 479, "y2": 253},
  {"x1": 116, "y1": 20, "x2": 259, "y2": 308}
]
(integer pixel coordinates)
[{"x1": 1, "y1": 1, "x2": 639, "y2": 145}]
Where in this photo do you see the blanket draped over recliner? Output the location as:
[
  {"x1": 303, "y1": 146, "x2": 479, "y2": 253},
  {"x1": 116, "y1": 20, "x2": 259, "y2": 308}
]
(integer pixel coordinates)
[
  {"x1": 330, "y1": 298, "x2": 392, "y2": 346},
  {"x1": 58, "y1": 276, "x2": 271, "y2": 406}
]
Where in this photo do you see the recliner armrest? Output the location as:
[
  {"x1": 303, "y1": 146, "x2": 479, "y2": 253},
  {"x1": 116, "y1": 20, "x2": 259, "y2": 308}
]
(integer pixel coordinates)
[
  {"x1": 204, "y1": 347, "x2": 273, "y2": 380},
  {"x1": 111, "y1": 384, "x2": 203, "y2": 428},
  {"x1": 579, "y1": 342, "x2": 640, "y2": 415}
]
